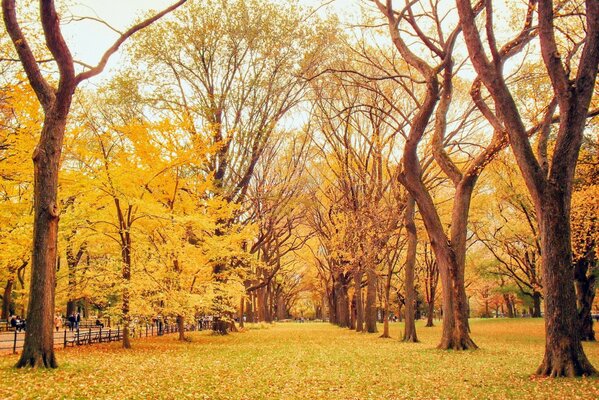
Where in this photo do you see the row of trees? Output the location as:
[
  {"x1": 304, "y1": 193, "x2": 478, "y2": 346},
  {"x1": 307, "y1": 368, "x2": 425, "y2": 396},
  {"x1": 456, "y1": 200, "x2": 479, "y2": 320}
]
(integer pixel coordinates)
[{"x1": 0, "y1": 0, "x2": 597, "y2": 378}]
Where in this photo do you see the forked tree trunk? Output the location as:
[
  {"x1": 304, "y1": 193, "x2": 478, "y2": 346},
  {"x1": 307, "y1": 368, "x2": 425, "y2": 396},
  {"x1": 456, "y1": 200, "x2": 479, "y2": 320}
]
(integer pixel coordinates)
[
  {"x1": 403, "y1": 196, "x2": 418, "y2": 342},
  {"x1": 456, "y1": 0, "x2": 598, "y2": 376},
  {"x1": 365, "y1": 268, "x2": 378, "y2": 333},
  {"x1": 354, "y1": 270, "x2": 364, "y2": 332}
]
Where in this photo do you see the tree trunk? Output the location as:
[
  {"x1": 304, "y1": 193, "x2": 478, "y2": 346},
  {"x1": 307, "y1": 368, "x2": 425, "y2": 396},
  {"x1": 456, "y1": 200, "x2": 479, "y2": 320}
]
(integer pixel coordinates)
[
  {"x1": 426, "y1": 300, "x2": 435, "y2": 327},
  {"x1": 256, "y1": 287, "x2": 264, "y2": 322},
  {"x1": 239, "y1": 297, "x2": 245, "y2": 329},
  {"x1": 365, "y1": 268, "x2": 378, "y2": 333},
  {"x1": 350, "y1": 292, "x2": 356, "y2": 330},
  {"x1": 276, "y1": 292, "x2": 286, "y2": 320},
  {"x1": 1, "y1": 279, "x2": 13, "y2": 320},
  {"x1": 536, "y1": 190, "x2": 596, "y2": 376},
  {"x1": 121, "y1": 235, "x2": 132, "y2": 349},
  {"x1": 16, "y1": 115, "x2": 67, "y2": 369},
  {"x1": 503, "y1": 294, "x2": 514, "y2": 318},
  {"x1": 532, "y1": 291, "x2": 542, "y2": 318},
  {"x1": 354, "y1": 270, "x2": 364, "y2": 332},
  {"x1": 177, "y1": 315, "x2": 186, "y2": 341},
  {"x1": 575, "y1": 258, "x2": 596, "y2": 341},
  {"x1": 334, "y1": 275, "x2": 349, "y2": 328},
  {"x1": 403, "y1": 196, "x2": 418, "y2": 342}
]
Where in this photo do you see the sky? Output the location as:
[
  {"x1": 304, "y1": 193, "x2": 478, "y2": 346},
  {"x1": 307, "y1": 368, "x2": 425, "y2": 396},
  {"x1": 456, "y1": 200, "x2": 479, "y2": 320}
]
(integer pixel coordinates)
[{"x1": 61, "y1": 0, "x2": 365, "y2": 84}]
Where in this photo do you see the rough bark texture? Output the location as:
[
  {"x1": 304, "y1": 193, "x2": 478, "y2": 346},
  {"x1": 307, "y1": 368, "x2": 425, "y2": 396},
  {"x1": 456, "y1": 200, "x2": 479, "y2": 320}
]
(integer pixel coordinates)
[
  {"x1": 575, "y1": 256, "x2": 596, "y2": 341},
  {"x1": 403, "y1": 196, "x2": 418, "y2": 342},
  {"x1": 15, "y1": 114, "x2": 67, "y2": 368},
  {"x1": 535, "y1": 193, "x2": 595, "y2": 376}
]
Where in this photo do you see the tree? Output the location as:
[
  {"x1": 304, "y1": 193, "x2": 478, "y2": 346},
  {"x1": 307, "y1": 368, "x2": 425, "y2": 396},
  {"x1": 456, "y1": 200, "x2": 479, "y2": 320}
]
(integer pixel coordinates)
[
  {"x1": 572, "y1": 138, "x2": 599, "y2": 341},
  {"x1": 457, "y1": 0, "x2": 598, "y2": 376},
  {"x1": 1, "y1": 0, "x2": 187, "y2": 368}
]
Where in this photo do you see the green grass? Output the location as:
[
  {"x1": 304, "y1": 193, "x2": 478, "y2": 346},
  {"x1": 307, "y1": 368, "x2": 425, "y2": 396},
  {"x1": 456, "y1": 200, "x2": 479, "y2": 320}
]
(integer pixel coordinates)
[{"x1": 0, "y1": 319, "x2": 597, "y2": 399}]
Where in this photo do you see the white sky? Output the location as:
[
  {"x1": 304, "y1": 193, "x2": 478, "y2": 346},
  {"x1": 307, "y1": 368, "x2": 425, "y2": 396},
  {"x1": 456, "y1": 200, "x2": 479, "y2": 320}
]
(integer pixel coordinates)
[{"x1": 61, "y1": 0, "x2": 365, "y2": 84}]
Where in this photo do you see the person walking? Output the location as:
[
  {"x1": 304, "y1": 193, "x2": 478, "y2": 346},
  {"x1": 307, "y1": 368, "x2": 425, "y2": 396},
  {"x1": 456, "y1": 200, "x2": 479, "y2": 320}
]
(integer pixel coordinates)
[
  {"x1": 75, "y1": 312, "x2": 81, "y2": 330},
  {"x1": 68, "y1": 313, "x2": 76, "y2": 331},
  {"x1": 54, "y1": 314, "x2": 62, "y2": 332}
]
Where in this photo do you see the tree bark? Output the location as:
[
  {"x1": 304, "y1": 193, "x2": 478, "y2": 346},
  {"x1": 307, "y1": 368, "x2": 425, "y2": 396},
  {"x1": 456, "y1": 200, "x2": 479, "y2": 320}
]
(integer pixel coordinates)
[
  {"x1": 276, "y1": 292, "x2": 286, "y2": 320},
  {"x1": 575, "y1": 258, "x2": 596, "y2": 341},
  {"x1": 354, "y1": 270, "x2": 364, "y2": 332},
  {"x1": 15, "y1": 115, "x2": 68, "y2": 368},
  {"x1": 532, "y1": 291, "x2": 542, "y2": 318},
  {"x1": 239, "y1": 297, "x2": 245, "y2": 329},
  {"x1": 365, "y1": 268, "x2": 378, "y2": 333},
  {"x1": 334, "y1": 274, "x2": 350, "y2": 328},
  {"x1": 1, "y1": 279, "x2": 13, "y2": 320},
  {"x1": 403, "y1": 196, "x2": 418, "y2": 342},
  {"x1": 177, "y1": 315, "x2": 186, "y2": 341},
  {"x1": 425, "y1": 300, "x2": 435, "y2": 327},
  {"x1": 535, "y1": 192, "x2": 596, "y2": 376}
]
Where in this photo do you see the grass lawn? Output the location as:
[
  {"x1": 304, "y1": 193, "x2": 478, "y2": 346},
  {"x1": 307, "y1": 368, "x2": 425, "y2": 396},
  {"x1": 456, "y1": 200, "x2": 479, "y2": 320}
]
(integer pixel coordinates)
[{"x1": 0, "y1": 319, "x2": 597, "y2": 399}]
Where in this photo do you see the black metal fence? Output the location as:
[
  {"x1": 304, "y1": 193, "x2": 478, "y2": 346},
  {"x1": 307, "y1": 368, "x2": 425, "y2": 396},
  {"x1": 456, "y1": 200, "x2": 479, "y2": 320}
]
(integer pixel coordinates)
[{"x1": 0, "y1": 323, "x2": 206, "y2": 354}]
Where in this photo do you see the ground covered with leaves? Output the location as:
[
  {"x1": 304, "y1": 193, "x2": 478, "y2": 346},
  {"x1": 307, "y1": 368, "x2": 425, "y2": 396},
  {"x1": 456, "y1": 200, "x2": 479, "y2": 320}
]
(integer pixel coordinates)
[{"x1": 0, "y1": 319, "x2": 597, "y2": 399}]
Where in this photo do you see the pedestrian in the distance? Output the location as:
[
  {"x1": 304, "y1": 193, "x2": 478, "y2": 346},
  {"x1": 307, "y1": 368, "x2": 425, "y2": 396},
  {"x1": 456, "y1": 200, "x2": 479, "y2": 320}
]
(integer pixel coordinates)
[
  {"x1": 68, "y1": 313, "x2": 76, "y2": 331},
  {"x1": 54, "y1": 314, "x2": 62, "y2": 332}
]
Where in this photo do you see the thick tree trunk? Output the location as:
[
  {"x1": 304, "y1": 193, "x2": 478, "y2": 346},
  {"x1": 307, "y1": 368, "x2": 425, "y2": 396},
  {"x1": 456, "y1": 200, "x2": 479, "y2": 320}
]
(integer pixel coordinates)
[
  {"x1": 329, "y1": 285, "x2": 337, "y2": 324},
  {"x1": 177, "y1": 315, "x2": 186, "y2": 341},
  {"x1": 257, "y1": 287, "x2": 266, "y2": 322},
  {"x1": 16, "y1": 115, "x2": 67, "y2": 369},
  {"x1": 276, "y1": 292, "x2": 286, "y2": 320},
  {"x1": 354, "y1": 270, "x2": 364, "y2": 332},
  {"x1": 1, "y1": 279, "x2": 13, "y2": 320},
  {"x1": 403, "y1": 196, "x2": 418, "y2": 342},
  {"x1": 365, "y1": 268, "x2": 378, "y2": 333},
  {"x1": 536, "y1": 191, "x2": 596, "y2": 376},
  {"x1": 575, "y1": 258, "x2": 596, "y2": 341},
  {"x1": 425, "y1": 300, "x2": 434, "y2": 327},
  {"x1": 334, "y1": 276, "x2": 349, "y2": 328}
]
